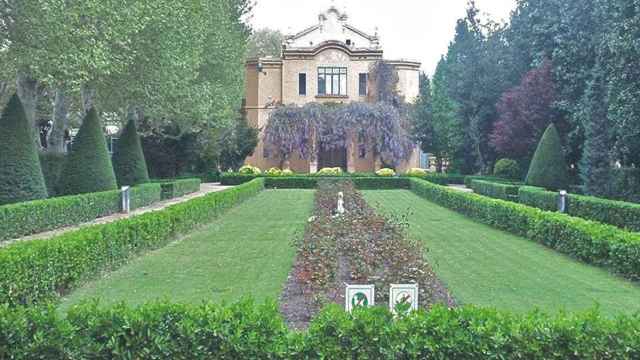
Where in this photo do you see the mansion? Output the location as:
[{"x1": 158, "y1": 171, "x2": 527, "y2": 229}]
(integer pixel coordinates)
[{"x1": 244, "y1": 6, "x2": 421, "y2": 173}]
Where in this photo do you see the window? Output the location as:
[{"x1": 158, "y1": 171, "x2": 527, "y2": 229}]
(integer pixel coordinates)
[
  {"x1": 359, "y1": 73, "x2": 368, "y2": 96},
  {"x1": 298, "y1": 73, "x2": 307, "y2": 96},
  {"x1": 318, "y1": 67, "x2": 347, "y2": 96}
]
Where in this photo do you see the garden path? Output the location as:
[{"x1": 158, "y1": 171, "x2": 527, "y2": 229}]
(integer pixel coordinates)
[{"x1": 3, "y1": 183, "x2": 232, "y2": 246}]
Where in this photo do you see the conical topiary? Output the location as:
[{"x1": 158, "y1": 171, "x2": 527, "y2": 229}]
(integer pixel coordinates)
[
  {"x1": 58, "y1": 108, "x2": 117, "y2": 195},
  {"x1": 0, "y1": 94, "x2": 48, "y2": 204},
  {"x1": 525, "y1": 124, "x2": 570, "y2": 190},
  {"x1": 112, "y1": 119, "x2": 150, "y2": 186}
]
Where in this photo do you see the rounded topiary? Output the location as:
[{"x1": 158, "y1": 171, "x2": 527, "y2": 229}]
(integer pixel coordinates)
[
  {"x1": 281, "y1": 169, "x2": 294, "y2": 176},
  {"x1": 525, "y1": 124, "x2": 570, "y2": 190},
  {"x1": 493, "y1": 159, "x2": 521, "y2": 180},
  {"x1": 316, "y1": 167, "x2": 342, "y2": 176},
  {"x1": 112, "y1": 119, "x2": 150, "y2": 187},
  {"x1": 376, "y1": 168, "x2": 396, "y2": 177},
  {"x1": 406, "y1": 168, "x2": 428, "y2": 177},
  {"x1": 239, "y1": 165, "x2": 261, "y2": 175},
  {"x1": 58, "y1": 108, "x2": 118, "y2": 195},
  {"x1": 0, "y1": 94, "x2": 48, "y2": 205},
  {"x1": 265, "y1": 167, "x2": 283, "y2": 177}
]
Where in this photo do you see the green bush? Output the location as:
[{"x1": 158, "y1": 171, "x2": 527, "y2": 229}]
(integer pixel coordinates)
[
  {"x1": 315, "y1": 167, "x2": 343, "y2": 176},
  {"x1": 39, "y1": 152, "x2": 66, "y2": 197},
  {"x1": 0, "y1": 183, "x2": 162, "y2": 242},
  {"x1": 158, "y1": 178, "x2": 201, "y2": 200},
  {"x1": 112, "y1": 119, "x2": 150, "y2": 187},
  {"x1": 220, "y1": 173, "x2": 258, "y2": 185},
  {"x1": 238, "y1": 165, "x2": 261, "y2": 175},
  {"x1": 493, "y1": 158, "x2": 521, "y2": 180},
  {"x1": 608, "y1": 168, "x2": 640, "y2": 203},
  {"x1": 0, "y1": 94, "x2": 48, "y2": 205},
  {"x1": 470, "y1": 180, "x2": 520, "y2": 201},
  {"x1": 423, "y1": 173, "x2": 465, "y2": 185},
  {"x1": 518, "y1": 186, "x2": 561, "y2": 212},
  {"x1": 265, "y1": 177, "x2": 318, "y2": 189},
  {"x1": 265, "y1": 167, "x2": 283, "y2": 177},
  {"x1": 464, "y1": 175, "x2": 520, "y2": 188},
  {"x1": 525, "y1": 124, "x2": 570, "y2": 190},
  {"x1": 409, "y1": 178, "x2": 640, "y2": 281},
  {"x1": 1, "y1": 302, "x2": 638, "y2": 358},
  {"x1": 58, "y1": 109, "x2": 118, "y2": 195},
  {"x1": 353, "y1": 177, "x2": 410, "y2": 189},
  {"x1": 375, "y1": 168, "x2": 396, "y2": 177},
  {"x1": 405, "y1": 168, "x2": 429, "y2": 177},
  {"x1": 0, "y1": 179, "x2": 264, "y2": 306}
]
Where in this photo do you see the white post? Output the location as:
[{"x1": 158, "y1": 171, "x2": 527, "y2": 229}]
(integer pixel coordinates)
[
  {"x1": 558, "y1": 190, "x2": 567, "y2": 213},
  {"x1": 121, "y1": 186, "x2": 131, "y2": 214}
]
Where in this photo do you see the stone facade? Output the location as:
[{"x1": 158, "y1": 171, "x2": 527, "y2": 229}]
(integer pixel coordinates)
[{"x1": 244, "y1": 6, "x2": 421, "y2": 173}]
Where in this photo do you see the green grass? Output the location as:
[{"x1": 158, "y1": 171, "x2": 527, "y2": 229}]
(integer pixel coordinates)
[
  {"x1": 364, "y1": 190, "x2": 640, "y2": 316},
  {"x1": 59, "y1": 190, "x2": 314, "y2": 311}
]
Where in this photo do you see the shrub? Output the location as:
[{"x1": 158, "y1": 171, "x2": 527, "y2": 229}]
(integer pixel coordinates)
[
  {"x1": 409, "y1": 178, "x2": 640, "y2": 281},
  {"x1": 159, "y1": 178, "x2": 201, "y2": 200},
  {"x1": 423, "y1": 173, "x2": 465, "y2": 185},
  {"x1": 608, "y1": 168, "x2": 640, "y2": 203},
  {"x1": 464, "y1": 175, "x2": 518, "y2": 188},
  {"x1": 39, "y1": 152, "x2": 66, "y2": 197},
  {"x1": 239, "y1": 165, "x2": 261, "y2": 175},
  {"x1": 353, "y1": 177, "x2": 410, "y2": 189},
  {"x1": 493, "y1": 158, "x2": 521, "y2": 180},
  {"x1": 315, "y1": 167, "x2": 343, "y2": 176},
  {"x1": 375, "y1": 168, "x2": 396, "y2": 177},
  {"x1": 58, "y1": 109, "x2": 118, "y2": 195},
  {"x1": 265, "y1": 177, "x2": 318, "y2": 189},
  {"x1": 0, "y1": 94, "x2": 48, "y2": 205},
  {"x1": 0, "y1": 183, "x2": 162, "y2": 242},
  {"x1": 265, "y1": 167, "x2": 283, "y2": 177},
  {"x1": 281, "y1": 169, "x2": 294, "y2": 176},
  {"x1": 470, "y1": 180, "x2": 520, "y2": 201},
  {"x1": 220, "y1": 173, "x2": 258, "y2": 185},
  {"x1": 518, "y1": 186, "x2": 558, "y2": 211},
  {"x1": 112, "y1": 119, "x2": 150, "y2": 187},
  {"x1": 0, "y1": 179, "x2": 264, "y2": 306},
  {"x1": 525, "y1": 124, "x2": 570, "y2": 190},
  {"x1": 405, "y1": 168, "x2": 428, "y2": 177},
  {"x1": 1, "y1": 302, "x2": 638, "y2": 358}
]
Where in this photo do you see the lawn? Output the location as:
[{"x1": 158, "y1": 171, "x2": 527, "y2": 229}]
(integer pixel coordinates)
[
  {"x1": 59, "y1": 189, "x2": 315, "y2": 311},
  {"x1": 364, "y1": 190, "x2": 640, "y2": 315}
]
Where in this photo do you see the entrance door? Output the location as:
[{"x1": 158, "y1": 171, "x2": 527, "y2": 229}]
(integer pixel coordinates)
[{"x1": 318, "y1": 147, "x2": 347, "y2": 171}]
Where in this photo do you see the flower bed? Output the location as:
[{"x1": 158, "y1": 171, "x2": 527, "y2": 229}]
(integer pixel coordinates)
[
  {"x1": 0, "y1": 183, "x2": 162, "y2": 242},
  {"x1": 0, "y1": 179, "x2": 265, "y2": 306}
]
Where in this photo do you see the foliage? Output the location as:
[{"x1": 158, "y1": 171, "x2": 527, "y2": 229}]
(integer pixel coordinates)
[
  {"x1": 265, "y1": 168, "x2": 283, "y2": 177},
  {"x1": 112, "y1": 119, "x2": 150, "y2": 187},
  {"x1": 493, "y1": 159, "x2": 521, "y2": 180},
  {"x1": 405, "y1": 168, "x2": 428, "y2": 178},
  {"x1": 239, "y1": 165, "x2": 261, "y2": 175},
  {"x1": 0, "y1": 179, "x2": 264, "y2": 306},
  {"x1": 517, "y1": 186, "x2": 559, "y2": 212},
  {"x1": 265, "y1": 102, "x2": 414, "y2": 167},
  {"x1": 214, "y1": 112, "x2": 260, "y2": 171},
  {"x1": 58, "y1": 109, "x2": 118, "y2": 195},
  {"x1": 158, "y1": 179, "x2": 201, "y2": 200},
  {"x1": 375, "y1": 168, "x2": 396, "y2": 177},
  {"x1": 38, "y1": 152, "x2": 65, "y2": 197},
  {"x1": 247, "y1": 28, "x2": 284, "y2": 58},
  {"x1": 0, "y1": 183, "x2": 161, "y2": 242},
  {"x1": 409, "y1": 178, "x2": 640, "y2": 281},
  {"x1": 281, "y1": 169, "x2": 294, "y2": 176},
  {"x1": 470, "y1": 180, "x2": 520, "y2": 201},
  {"x1": 423, "y1": 173, "x2": 465, "y2": 185},
  {"x1": 315, "y1": 167, "x2": 343, "y2": 176},
  {"x1": 0, "y1": 94, "x2": 48, "y2": 205},
  {"x1": 1, "y1": 302, "x2": 639, "y2": 358},
  {"x1": 491, "y1": 60, "x2": 557, "y2": 160},
  {"x1": 525, "y1": 124, "x2": 570, "y2": 190}
]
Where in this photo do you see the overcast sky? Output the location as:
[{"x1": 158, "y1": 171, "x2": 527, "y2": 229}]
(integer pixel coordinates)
[{"x1": 249, "y1": 0, "x2": 517, "y2": 74}]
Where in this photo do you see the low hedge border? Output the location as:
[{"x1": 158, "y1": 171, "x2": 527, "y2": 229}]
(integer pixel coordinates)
[
  {"x1": 470, "y1": 179, "x2": 520, "y2": 201},
  {"x1": 157, "y1": 178, "x2": 201, "y2": 200},
  {"x1": 409, "y1": 178, "x2": 640, "y2": 281},
  {"x1": 519, "y1": 186, "x2": 640, "y2": 232},
  {"x1": 0, "y1": 183, "x2": 162, "y2": 242},
  {"x1": 261, "y1": 177, "x2": 411, "y2": 190},
  {"x1": 0, "y1": 179, "x2": 265, "y2": 306},
  {"x1": 2, "y1": 301, "x2": 638, "y2": 358},
  {"x1": 423, "y1": 173, "x2": 466, "y2": 185}
]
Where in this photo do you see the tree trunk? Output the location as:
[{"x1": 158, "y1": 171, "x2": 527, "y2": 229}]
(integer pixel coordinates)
[
  {"x1": 48, "y1": 88, "x2": 68, "y2": 154},
  {"x1": 16, "y1": 71, "x2": 39, "y2": 131},
  {"x1": 81, "y1": 83, "x2": 96, "y2": 114}
]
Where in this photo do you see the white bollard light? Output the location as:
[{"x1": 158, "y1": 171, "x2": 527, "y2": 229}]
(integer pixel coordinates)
[
  {"x1": 121, "y1": 186, "x2": 131, "y2": 214},
  {"x1": 558, "y1": 190, "x2": 568, "y2": 213}
]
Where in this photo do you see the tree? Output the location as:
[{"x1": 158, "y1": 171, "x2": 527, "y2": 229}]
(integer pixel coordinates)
[
  {"x1": 247, "y1": 28, "x2": 284, "y2": 58},
  {"x1": 112, "y1": 119, "x2": 150, "y2": 187},
  {"x1": 411, "y1": 74, "x2": 435, "y2": 159},
  {"x1": 216, "y1": 112, "x2": 259, "y2": 171},
  {"x1": 525, "y1": 124, "x2": 570, "y2": 190},
  {"x1": 58, "y1": 109, "x2": 117, "y2": 195},
  {"x1": 0, "y1": 94, "x2": 48, "y2": 204},
  {"x1": 490, "y1": 60, "x2": 556, "y2": 161}
]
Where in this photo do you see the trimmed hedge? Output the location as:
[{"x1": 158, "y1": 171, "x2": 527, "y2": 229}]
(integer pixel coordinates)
[
  {"x1": 463, "y1": 175, "x2": 515, "y2": 188},
  {"x1": 470, "y1": 179, "x2": 520, "y2": 201},
  {"x1": 525, "y1": 124, "x2": 570, "y2": 191},
  {"x1": 519, "y1": 186, "x2": 640, "y2": 232},
  {"x1": 409, "y1": 178, "x2": 640, "y2": 281},
  {"x1": 1, "y1": 302, "x2": 638, "y2": 358},
  {"x1": 265, "y1": 177, "x2": 318, "y2": 189},
  {"x1": 0, "y1": 183, "x2": 162, "y2": 242},
  {"x1": 38, "y1": 152, "x2": 66, "y2": 197},
  {"x1": 158, "y1": 178, "x2": 201, "y2": 200},
  {"x1": 423, "y1": 173, "x2": 465, "y2": 185},
  {"x1": 112, "y1": 119, "x2": 150, "y2": 187},
  {"x1": 0, "y1": 179, "x2": 264, "y2": 306}
]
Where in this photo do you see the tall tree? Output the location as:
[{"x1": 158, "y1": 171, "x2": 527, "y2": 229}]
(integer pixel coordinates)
[
  {"x1": 247, "y1": 28, "x2": 284, "y2": 58},
  {"x1": 526, "y1": 124, "x2": 570, "y2": 190}
]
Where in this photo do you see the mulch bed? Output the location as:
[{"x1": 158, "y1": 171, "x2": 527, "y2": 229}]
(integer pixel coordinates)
[{"x1": 280, "y1": 180, "x2": 455, "y2": 329}]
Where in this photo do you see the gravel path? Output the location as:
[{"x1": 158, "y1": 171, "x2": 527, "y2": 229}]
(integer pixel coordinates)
[{"x1": 3, "y1": 183, "x2": 232, "y2": 247}]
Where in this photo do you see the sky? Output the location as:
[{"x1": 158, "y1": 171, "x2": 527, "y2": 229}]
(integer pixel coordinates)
[{"x1": 248, "y1": 0, "x2": 517, "y2": 74}]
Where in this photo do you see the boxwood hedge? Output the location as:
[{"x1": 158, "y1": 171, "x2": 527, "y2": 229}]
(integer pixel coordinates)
[
  {"x1": 158, "y1": 178, "x2": 201, "y2": 200},
  {"x1": 0, "y1": 183, "x2": 162, "y2": 242},
  {"x1": 409, "y1": 178, "x2": 640, "y2": 281},
  {"x1": 1, "y1": 301, "x2": 638, "y2": 358},
  {"x1": 470, "y1": 179, "x2": 520, "y2": 201},
  {"x1": 0, "y1": 179, "x2": 264, "y2": 306}
]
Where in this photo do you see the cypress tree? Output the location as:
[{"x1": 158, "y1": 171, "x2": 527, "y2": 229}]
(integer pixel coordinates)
[
  {"x1": 112, "y1": 119, "x2": 150, "y2": 186},
  {"x1": 525, "y1": 124, "x2": 570, "y2": 190},
  {"x1": 58, "y1": 108, "x2": 117, "y2": 195},
  {"x1": 0, "y1": 94, "x2": 48, "y2": 205}
]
